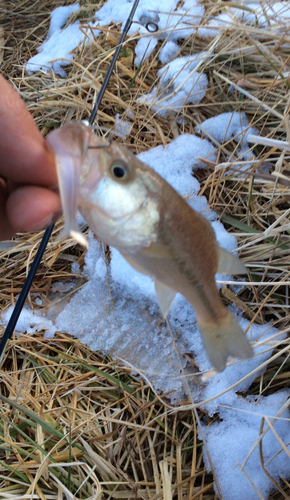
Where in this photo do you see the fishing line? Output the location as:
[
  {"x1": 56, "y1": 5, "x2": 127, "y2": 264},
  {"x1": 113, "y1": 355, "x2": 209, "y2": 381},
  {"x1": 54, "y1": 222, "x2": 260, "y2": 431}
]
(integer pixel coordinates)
[
  {"x1": 88, "y1": 7, "x2": 157, "y2": 126},
  {"x1": 0, "y1": 0, "x2": 151, "y2": 361}
]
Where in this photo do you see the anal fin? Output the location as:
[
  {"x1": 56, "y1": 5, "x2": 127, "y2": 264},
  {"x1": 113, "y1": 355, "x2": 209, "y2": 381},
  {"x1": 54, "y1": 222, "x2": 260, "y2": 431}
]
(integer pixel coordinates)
[{"x1": 155, "y1": 280, "x2": 176, "y2": 318}]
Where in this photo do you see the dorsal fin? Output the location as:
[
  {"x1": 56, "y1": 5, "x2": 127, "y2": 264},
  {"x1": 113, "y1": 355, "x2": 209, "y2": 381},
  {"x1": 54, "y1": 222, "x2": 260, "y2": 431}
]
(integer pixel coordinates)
[{"x1": 217, "y1": 247, "x2": 246, "y2": 275}]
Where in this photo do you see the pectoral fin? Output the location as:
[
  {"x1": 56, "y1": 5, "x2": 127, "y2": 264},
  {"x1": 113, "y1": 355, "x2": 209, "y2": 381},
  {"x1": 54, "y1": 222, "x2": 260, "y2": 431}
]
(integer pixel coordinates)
[
  {"x1": 155, "y1": 280, "x2": 176, "y2": 318},
  {"x1": 217, "y1": 247, "x2": 246, "y2": 275},
  {"x1": 142, "y1": 243, "x2": 172, "y2": 259},
  {"x1": 122, "y1": 254, "x2": 176, "y2": 317},
  {"x1": 122, "y1": 255, "x2": 151, "y2": 276}
]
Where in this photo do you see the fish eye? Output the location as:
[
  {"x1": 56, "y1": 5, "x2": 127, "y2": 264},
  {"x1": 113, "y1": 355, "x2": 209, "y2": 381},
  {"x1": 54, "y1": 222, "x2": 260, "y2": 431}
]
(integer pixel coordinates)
[{"x1": 110, "y1": 162, "x2": 131, "y2": 181}]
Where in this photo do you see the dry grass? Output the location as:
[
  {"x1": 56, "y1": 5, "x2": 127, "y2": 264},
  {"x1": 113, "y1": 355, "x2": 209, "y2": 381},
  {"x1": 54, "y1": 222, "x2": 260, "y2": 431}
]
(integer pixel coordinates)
[{"x1": 1, "y1": 0, "x2": 290, "y2": 498}]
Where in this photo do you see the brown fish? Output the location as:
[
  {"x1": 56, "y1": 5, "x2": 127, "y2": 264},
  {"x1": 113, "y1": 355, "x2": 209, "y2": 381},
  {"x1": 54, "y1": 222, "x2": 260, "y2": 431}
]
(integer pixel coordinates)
[{"x1": 47, "y1": 121, "x2": 253, "y2": 372}]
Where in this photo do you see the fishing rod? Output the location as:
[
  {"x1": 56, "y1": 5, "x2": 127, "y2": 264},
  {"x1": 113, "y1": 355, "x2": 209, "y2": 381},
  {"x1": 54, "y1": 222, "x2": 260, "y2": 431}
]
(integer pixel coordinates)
[
  {"x1": 0, "y1": 224, "x2": 54, "y2": 362},
  {"x1": 0, "y1": 0, "x2": 157, "y2": 361}
]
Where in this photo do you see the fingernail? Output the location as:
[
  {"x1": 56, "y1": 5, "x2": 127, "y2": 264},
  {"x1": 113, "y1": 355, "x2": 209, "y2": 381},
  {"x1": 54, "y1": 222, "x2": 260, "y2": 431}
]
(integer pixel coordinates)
[{"x1": 30, "y1": 211, "x2": 62, "y2": 231}]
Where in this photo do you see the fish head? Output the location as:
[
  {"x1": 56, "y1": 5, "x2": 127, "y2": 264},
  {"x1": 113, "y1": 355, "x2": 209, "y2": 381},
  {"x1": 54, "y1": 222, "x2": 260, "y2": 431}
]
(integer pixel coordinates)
[{"x1": 47, "y1": 121, "x2": 161, "y2": 251}]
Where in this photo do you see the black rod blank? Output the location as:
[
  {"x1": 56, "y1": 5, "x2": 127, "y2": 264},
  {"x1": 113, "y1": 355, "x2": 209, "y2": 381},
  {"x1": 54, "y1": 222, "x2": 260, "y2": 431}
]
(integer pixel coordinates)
[
  {"x1": 0, "y1": 224, "x2": 54, "y2": 361},
  {"x1": 89, "y1": 0, "x2": 140, "y2": 126}
]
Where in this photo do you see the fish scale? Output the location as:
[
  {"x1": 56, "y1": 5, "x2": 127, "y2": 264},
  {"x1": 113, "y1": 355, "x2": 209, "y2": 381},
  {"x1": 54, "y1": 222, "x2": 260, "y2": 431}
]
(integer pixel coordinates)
[{"x1": 47, "y1": 121, "x2": 253, "y2": 372}]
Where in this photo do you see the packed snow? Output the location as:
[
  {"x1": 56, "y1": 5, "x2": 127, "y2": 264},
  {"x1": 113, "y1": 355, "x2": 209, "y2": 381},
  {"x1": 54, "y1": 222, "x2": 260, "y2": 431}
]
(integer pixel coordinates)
[
  {"x1": 7, "y1": 1, "x2": 289, "y2": 498},
  {"x1": 196, "y1": 111, "x2": 260, "y2": 171},
  {"x1": 114, "y1": 113, "x2": 132, "y2": 138},
  {"x1": 159, "y1": 41, "x2": 180, "y2": 64},
  {"x1": 196, "y1": 111, "x2": 256, "y2": 148},
  {"x1": 25, "y1": 0, "x2": 290, "y2": 77},
  {"x1": 138, "y1": 52, "x2": 209, "y2": 116},
  {"x1": 198, "y1": 1, "x2": 290, "y2": 38},
  {"x1": 203, "y1": 390, "x2": 290, "y2": 500},
  {"x1": 94, "y1": 0, "x2": 204, "y2": 66},
  {"x1": 26, "y1": 4, "x2": 84, "y2": 77},
  {"x1": 26, "y1": 0, "x2": 204, "y2": 75},
  {"x1": 137, "y1": 132, "x2": 216, "y2": 199}
]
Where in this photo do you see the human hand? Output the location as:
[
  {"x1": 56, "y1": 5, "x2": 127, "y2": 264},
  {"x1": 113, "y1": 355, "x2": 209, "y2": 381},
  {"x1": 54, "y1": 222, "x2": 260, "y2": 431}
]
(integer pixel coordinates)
[{"x1": 0, "y1": 74, "x2": 61, "y2": 240}]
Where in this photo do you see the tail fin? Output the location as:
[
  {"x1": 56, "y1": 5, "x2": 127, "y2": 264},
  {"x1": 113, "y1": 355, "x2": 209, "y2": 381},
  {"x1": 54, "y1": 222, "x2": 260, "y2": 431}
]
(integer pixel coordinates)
[{"x1": 198, "y1": 311, "x2": 253, "y2": 372}]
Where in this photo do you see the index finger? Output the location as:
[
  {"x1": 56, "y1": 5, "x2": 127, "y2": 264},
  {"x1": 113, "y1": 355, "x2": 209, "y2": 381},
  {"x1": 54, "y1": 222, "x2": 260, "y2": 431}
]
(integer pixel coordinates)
[{"x1": 0, "y1": 75, "x2": 57, "y2": 186}]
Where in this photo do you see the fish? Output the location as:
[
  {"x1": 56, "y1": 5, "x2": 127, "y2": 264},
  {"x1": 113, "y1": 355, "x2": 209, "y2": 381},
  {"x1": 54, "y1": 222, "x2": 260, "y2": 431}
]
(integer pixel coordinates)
[{"x1": 47, "y1": 121, "x2": 253, "y2": 372}]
